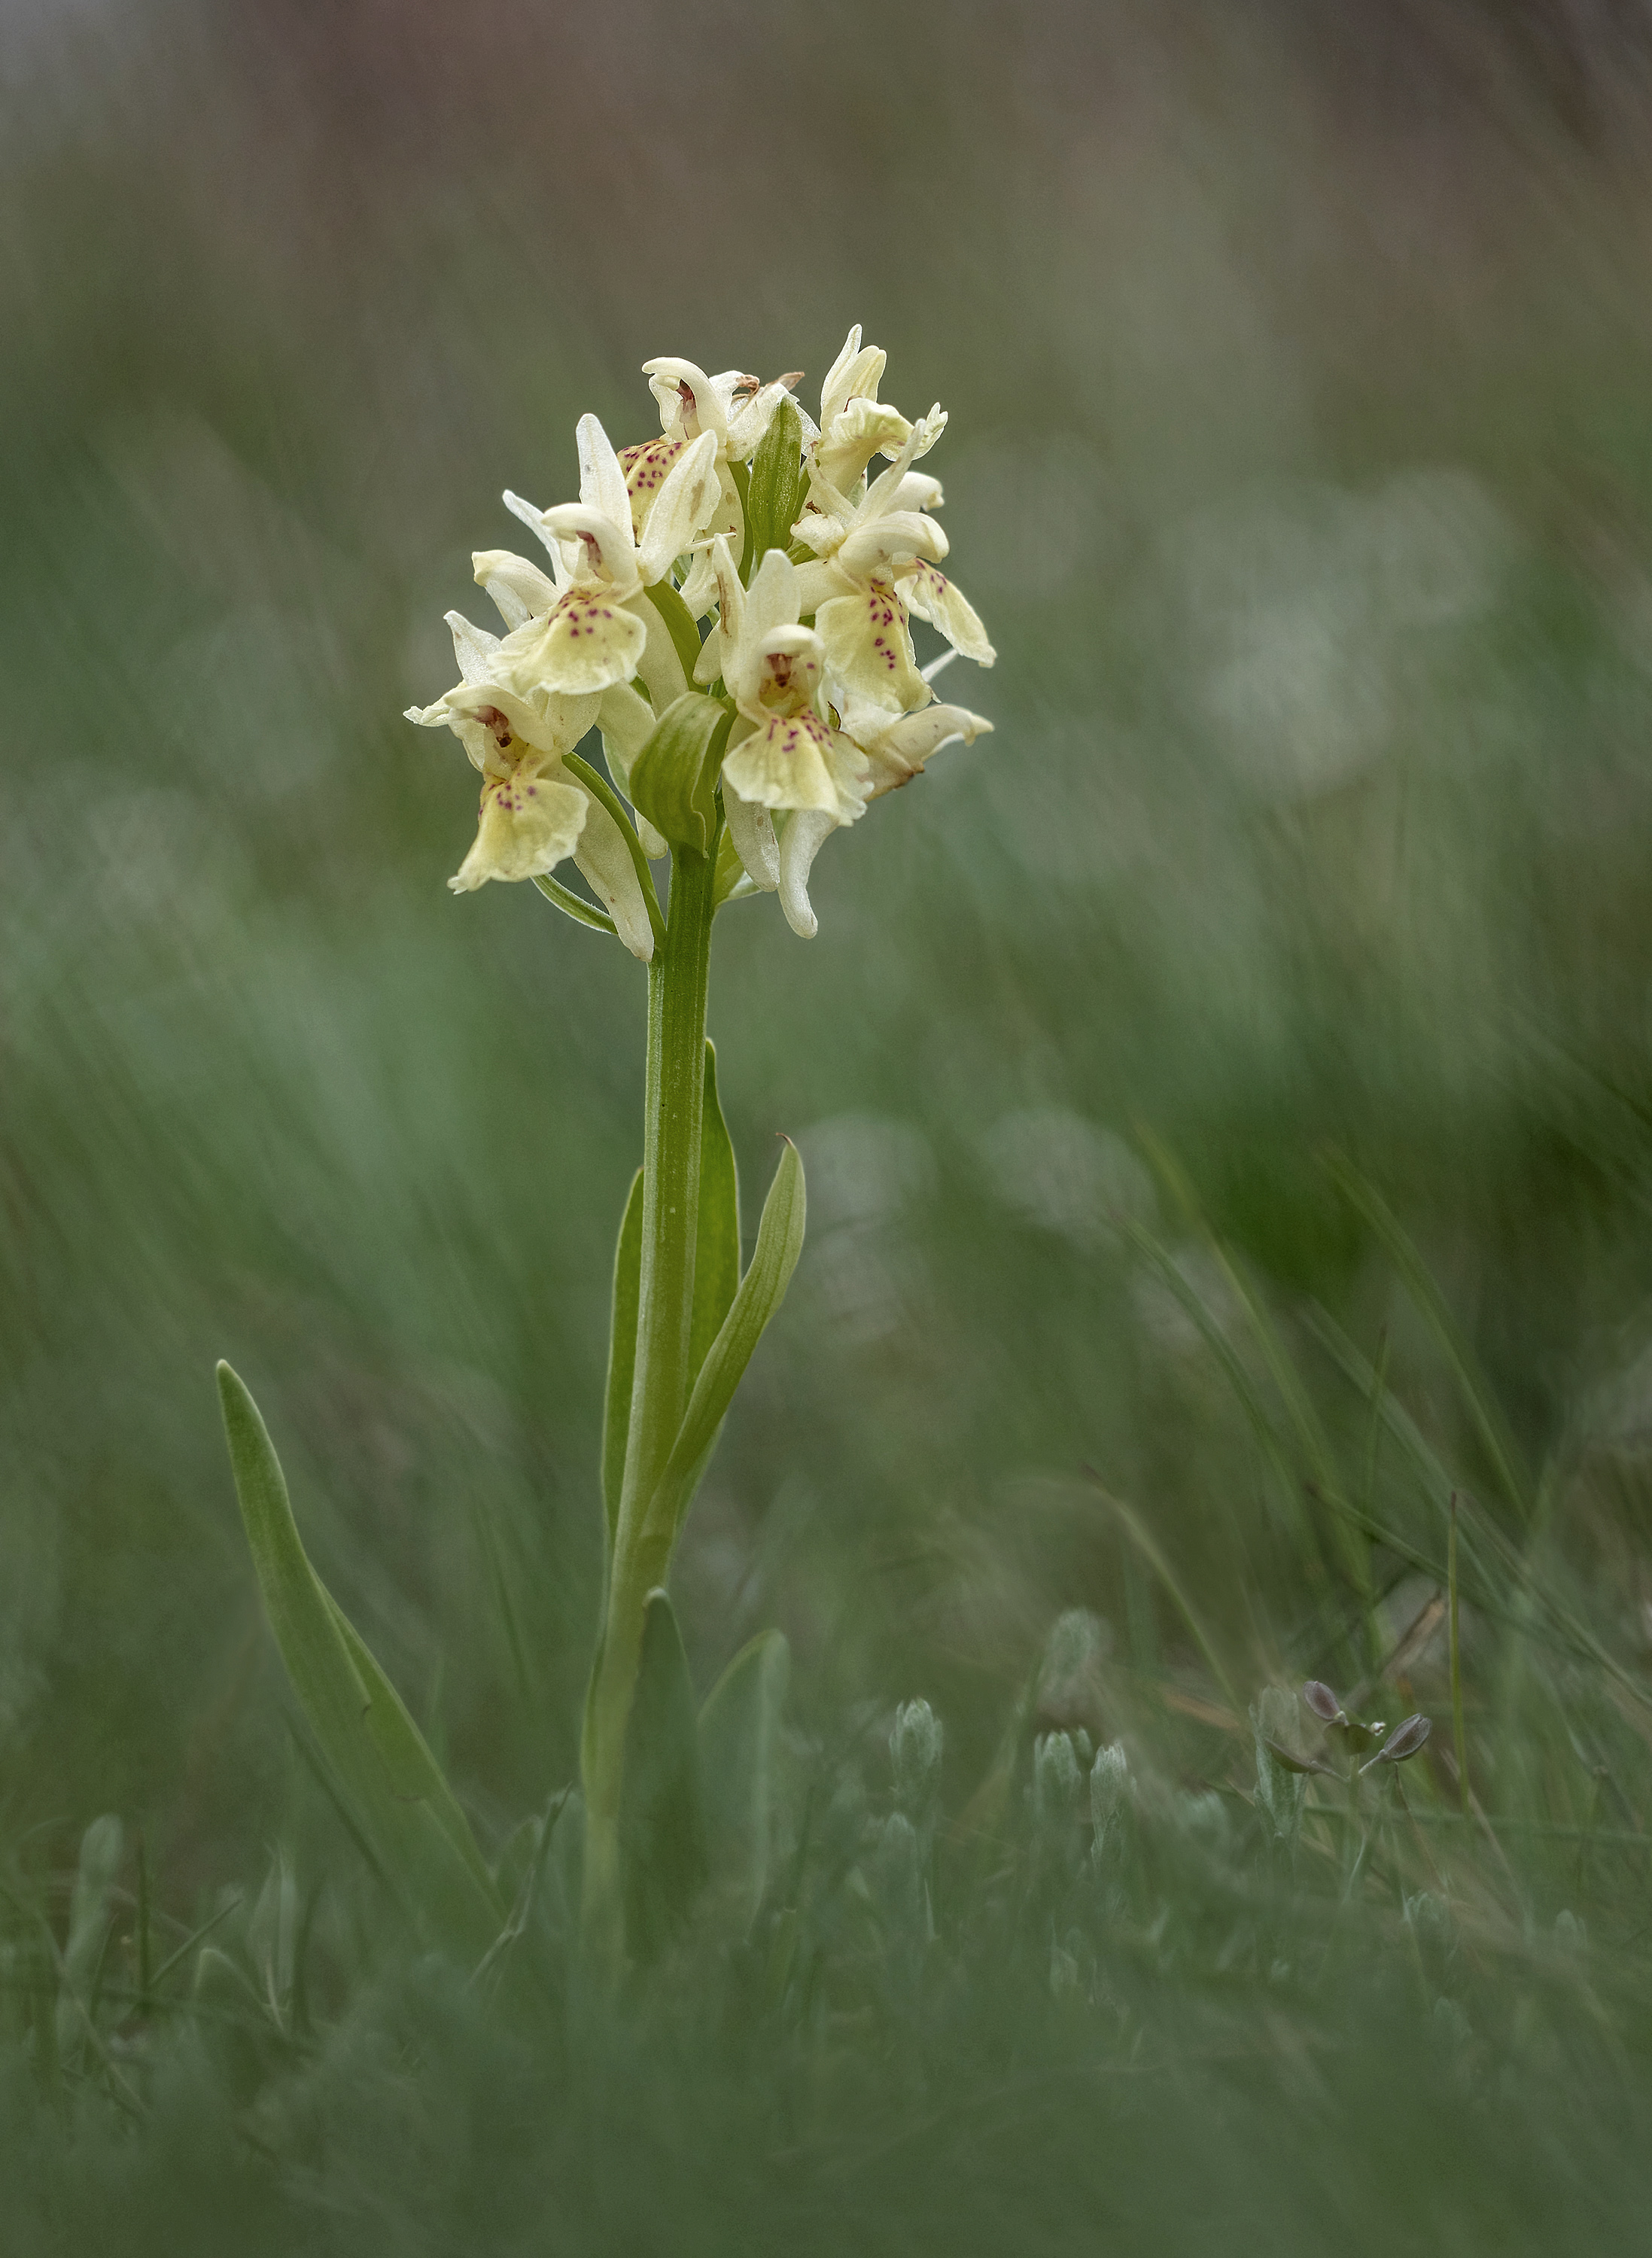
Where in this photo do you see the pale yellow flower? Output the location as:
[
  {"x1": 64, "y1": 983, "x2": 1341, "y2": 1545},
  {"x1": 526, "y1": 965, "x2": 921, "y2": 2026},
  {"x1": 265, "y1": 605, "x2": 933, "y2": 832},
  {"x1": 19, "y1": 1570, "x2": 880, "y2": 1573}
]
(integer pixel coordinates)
[{"x1": 404, "y1": 608, "x2": 657, "y2": 957}]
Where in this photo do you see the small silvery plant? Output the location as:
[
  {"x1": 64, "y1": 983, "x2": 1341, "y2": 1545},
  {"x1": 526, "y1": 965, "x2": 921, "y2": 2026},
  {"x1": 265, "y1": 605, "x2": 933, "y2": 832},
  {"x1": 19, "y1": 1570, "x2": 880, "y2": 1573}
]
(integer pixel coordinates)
[{"x1": 213, "y1": 330, "x2": 995, "y2": 1973}]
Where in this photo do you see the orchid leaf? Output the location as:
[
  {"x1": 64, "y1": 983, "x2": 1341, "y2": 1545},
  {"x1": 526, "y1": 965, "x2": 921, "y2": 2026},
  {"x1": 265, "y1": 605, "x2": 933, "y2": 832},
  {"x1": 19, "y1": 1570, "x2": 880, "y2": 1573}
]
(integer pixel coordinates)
[
  {"x1": 648, "y1": 1137, "x2": 805, "y2": 1546},
  {"x1": 619, "y1": 1589, "x2": 706, "y2": 1962},
  {"x1": 629, "y1": 692, "x2": 731, "y2": 854},
  {"x1": 698, "y1": 1629, "x2": 790, "y2": 1925},
  {"x1": 690, "y1": 1040, "x2": 741, "y2": 1383},
  {"x1": 216, "y1": 1362, "x2": 500, "y2": 1953},
  {"x1": 602, "y1": 1170, "x2": 644, "y2": 1547}
]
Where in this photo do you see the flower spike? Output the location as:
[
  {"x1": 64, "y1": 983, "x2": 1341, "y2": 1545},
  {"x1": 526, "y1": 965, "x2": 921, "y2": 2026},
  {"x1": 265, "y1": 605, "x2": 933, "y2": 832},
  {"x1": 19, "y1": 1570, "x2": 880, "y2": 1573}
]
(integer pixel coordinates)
[{"x1": 405, "y1": 323, "x2": 995, "y2": 946}]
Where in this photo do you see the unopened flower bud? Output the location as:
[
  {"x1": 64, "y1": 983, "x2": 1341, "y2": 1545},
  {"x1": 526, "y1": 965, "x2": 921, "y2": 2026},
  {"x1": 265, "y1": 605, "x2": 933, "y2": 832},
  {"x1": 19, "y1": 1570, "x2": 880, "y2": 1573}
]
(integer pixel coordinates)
[
  {"x1": 1090, "y1": 1740, "x2": 1130, "y2": 1829},
  {"x1": 1033, "y1": 1730, "x2": 1083, "y2": 1832},
  {"x1": 1302, "y1": 1679, "x2": 1344, "y2": 1724},
  {"x1": 890, "y1": 1699, "x2": 944, "y2": 1829}
]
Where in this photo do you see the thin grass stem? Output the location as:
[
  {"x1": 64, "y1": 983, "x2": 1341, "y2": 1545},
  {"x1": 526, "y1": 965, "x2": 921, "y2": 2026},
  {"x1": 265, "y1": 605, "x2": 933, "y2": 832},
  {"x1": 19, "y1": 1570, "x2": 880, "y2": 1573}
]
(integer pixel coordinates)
[{"x1": 1450, "y1": 1493, "x2": 1470, "y2": 1819}]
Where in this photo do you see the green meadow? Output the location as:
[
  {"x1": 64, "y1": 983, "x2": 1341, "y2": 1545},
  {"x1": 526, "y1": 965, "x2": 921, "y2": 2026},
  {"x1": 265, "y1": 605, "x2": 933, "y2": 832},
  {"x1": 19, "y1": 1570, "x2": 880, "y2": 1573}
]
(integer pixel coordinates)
[{"x1": 6, "y1": 3, "x2": 1652, "y2": 2248}]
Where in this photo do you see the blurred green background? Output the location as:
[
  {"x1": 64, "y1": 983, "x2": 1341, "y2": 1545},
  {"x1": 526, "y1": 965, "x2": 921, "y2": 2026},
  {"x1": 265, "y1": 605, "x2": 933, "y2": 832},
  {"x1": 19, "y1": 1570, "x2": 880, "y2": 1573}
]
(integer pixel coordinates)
[{"x1": 6, "y1": 0, "x2": 1652, "y2": 1890}]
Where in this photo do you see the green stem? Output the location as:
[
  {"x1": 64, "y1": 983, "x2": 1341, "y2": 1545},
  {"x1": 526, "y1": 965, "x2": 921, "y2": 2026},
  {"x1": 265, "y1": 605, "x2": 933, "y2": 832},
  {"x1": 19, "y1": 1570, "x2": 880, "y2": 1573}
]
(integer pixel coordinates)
[
  {"x1": 531, "y1": 872, "x2": 618, "y2": 936},
  {"x1": 581, "y1": 840, "x2": 719, "y2": 1964}
]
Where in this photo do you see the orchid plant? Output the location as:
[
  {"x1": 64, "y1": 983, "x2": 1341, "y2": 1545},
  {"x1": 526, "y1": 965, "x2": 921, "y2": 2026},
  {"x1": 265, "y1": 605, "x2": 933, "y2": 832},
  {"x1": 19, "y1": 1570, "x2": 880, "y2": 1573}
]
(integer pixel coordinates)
[{"x1": 214, "y1": 329, "x2": 994, "y2": 1971}]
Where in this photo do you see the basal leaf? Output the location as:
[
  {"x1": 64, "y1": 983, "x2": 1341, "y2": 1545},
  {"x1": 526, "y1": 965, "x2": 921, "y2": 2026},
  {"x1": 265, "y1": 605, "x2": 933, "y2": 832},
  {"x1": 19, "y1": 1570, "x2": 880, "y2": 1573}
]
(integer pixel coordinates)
[
  {"x1": 690, "y1": 1041, "x2": 741, "y2": 1383},
  {"x1": 698, "y1": 1629, "x2": 789, "y2": 1925},
  {"x1": 216, "y1": 1362, "x2": 500, "y2": 1952},
  {"x1": 603, "y1": 1169, "x2": 644, "y2": 1546},
  {"x1": 323, "y1": 1591, "x2": 498, "y2": 1907},
  {"x1": 619, "y1": 1589, "x2": 707, "y2": 1962}
]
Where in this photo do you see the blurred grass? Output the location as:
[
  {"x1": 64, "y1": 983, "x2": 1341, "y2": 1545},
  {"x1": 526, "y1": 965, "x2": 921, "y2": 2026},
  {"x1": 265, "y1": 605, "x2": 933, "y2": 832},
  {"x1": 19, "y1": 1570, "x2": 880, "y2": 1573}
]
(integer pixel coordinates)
[{"x1": 8, "y1": 0, "x2": 1652, "y2": 2239}]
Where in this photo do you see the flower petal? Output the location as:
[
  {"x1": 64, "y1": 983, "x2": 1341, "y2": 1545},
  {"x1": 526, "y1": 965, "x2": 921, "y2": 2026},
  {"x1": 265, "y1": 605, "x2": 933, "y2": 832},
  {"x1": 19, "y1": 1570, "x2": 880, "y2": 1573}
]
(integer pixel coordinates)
[
  {"x1": 539, "y1": 504, "x2": 637, "y2": 589},
  {"x1": 817, "y1": 397, "x2": 911, "y2": 493},
  {"x1": 598, "y1": 680, "x2": 670, "y2": 858},
  {"x1": 636, "y1": 431, "x2": 722, "y2": 588},
  {"x1": 838, "y1": 510, "x2": 948, "y2": 577},
  {"x1": 445, "y1": 610, "x2": 501, "y2": 686},
  {"x1": 790, "y1": 558, "x2": 841, "y2": 615},
  {"x1": 738, "y1": 626, "x2": 823, "y2": 730},
  {"x1": 502, "y1": 490, "x2": 567, "y2": 572},
  {"x1": 820, "y1": 329, "x2": 886, "y2": 428},
  {"x1": 571, "y1": 790, "x2": 656, "y2": 960},
  {"x1": 617, "y1": 435, "x2": 687, "y2": 537},
  {"x1": 777, "y1": 807, "x2": 838, "y2": 939},
  {"x1": 448, "y1": 768, "x2": 587, "y2": 893},
  {"x1": 446, "y1": 679, "x2": 598, "y2": 758},
  {"x1": 816, "y1": 580, "x2": 929, "y2": 710},
  {"x1": 678, "y1": 546, "x2": 720, "y2": 619},
  {"x1": 897, "y1": 562, "x2": 996, "y2": 665},
  {"x1": 744, "y1": 546, "x2": 800, "y2": 647},
  {"x1": 495, "y1": 589, "x2": 648, "y2": 698},
  {"x1": 860, "y1": 411, "x2": 947, "y2": 516},
  {"x1": 692, "y1": 617, "x2": 726, "y2": 687},
  {"x1": 626, "y1": 592, "x2": 689, "y2": 709},
  {"x1": 842, "y1": 698, "x2": 993, "y2": 796},
  {"x1": 724, "y1": 374, "x2": 801, "y2": 461},
  {"x1": 577, "y1": 413, "x2": 632, "y2": 536},
  {"x1": 723, "y1": 782, "x2": 780, "y2": 890},
  {"x1": 720, "y1": 711, "x2": 843, "y2": 814},
  {"x1": 406, "y1": 698, "x2": 494, "y2": 775},
  {"x1": 597, "y1": 678, "x2": 656, "y2": 771},
  {"x1": 473, "y1": 549, "x2": 558, "y2": 630},
  {"x1": 640, "y1": 358, "x2": 726, "y2": 444}
]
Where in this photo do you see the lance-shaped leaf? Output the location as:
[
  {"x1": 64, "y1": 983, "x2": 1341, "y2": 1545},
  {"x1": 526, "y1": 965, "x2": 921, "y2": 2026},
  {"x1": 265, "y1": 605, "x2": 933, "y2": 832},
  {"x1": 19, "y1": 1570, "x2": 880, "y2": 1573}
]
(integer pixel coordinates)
[
  {"x1": 602, "y1": 1042, "x2": 740, "y2": 1552},
  {"x1": 602, "y1": 1170, "x2": 644, "y2": 1547},
  {"x1": 629, "y1": 692, "x2": 732, "y2": 853},
  {"x1": 690, "y1": 1040, "x2": 741, "y2": 1382},
  {"x1": 619, "y1": 1589, "x2": 707, "y2": 1962},
  {"x1": 645, "y1": 1137, "x2": 805, "y2": 1547},
  {"x1": 216, "y1": 1362, "x2": 500, "y2": 1953},
  {"x1": 698, "y1": 1629, "x2": 790, "y2": 1926},
  {"x1": 743, "y1": 393, "x2": 807, "y2": 571}
]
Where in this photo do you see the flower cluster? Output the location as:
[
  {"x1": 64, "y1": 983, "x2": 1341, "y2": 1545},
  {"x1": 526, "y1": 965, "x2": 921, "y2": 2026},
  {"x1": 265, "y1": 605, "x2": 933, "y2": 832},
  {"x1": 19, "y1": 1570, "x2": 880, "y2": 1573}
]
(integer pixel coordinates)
[{"x1": 406, "y1": 327, "x2": 994, "y2": 954}]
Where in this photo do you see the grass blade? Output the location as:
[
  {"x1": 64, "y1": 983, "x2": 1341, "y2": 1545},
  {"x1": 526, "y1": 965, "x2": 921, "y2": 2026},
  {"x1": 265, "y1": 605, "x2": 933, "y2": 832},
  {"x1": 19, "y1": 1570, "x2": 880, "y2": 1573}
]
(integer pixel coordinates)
[
  {"x1": 1322, "y1": 1152, "x2": 1532, "y2": 1520},
  {"x1": 1084, "y1": 1472, "x2": 1242, "y2": 1713}
]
